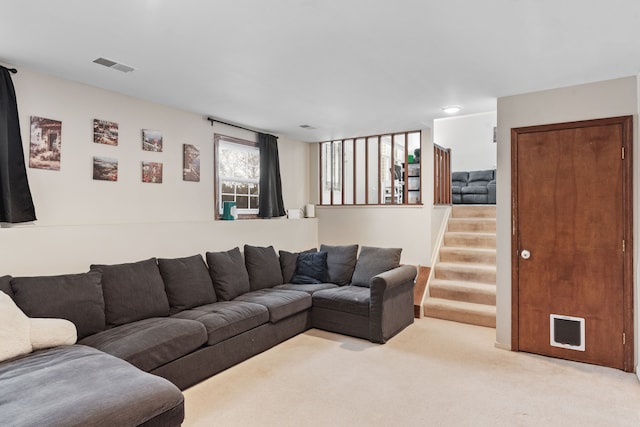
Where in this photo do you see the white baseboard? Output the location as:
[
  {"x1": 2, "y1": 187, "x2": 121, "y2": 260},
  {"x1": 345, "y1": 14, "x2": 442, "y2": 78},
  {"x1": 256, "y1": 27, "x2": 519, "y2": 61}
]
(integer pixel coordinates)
[{"x1": 494, "y1": 341, "x2": 511, "y2": 351}]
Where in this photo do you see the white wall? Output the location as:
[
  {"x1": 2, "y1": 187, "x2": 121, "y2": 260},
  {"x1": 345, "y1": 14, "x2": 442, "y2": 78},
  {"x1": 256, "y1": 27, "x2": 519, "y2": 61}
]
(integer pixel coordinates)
[
  {"x1": 0, "y1": 66, "x2": 316, "y2": 276},
  {"x1": 314, "y1": 129, "x2": 434, "y2": 267},
  {"x1": 433, "y1": 111, "x2": 497, "y2": 172},
  {"x1": 495, "y1": 77, "x2": 638, "y2": 367}
]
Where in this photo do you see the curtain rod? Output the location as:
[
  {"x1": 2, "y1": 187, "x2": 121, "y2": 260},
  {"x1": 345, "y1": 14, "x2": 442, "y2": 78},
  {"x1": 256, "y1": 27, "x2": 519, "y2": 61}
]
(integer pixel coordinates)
[{"x1": 207, "y1": 116, "x2": 259, "y2": 134}]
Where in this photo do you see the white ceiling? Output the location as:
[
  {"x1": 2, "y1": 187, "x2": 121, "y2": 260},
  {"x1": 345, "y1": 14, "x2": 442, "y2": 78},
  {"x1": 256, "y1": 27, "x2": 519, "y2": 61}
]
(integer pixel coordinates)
[{"x1": 2, "y1": 0, "x2": 640, "y2": 142}]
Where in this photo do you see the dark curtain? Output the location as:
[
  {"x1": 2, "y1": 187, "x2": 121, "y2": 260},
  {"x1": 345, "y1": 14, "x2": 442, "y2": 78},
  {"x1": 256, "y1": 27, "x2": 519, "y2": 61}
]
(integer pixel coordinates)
[
  {"x1": 257, "y1": 133, "x2": 285, "y2": 218},
  {"x1": 0, "y1": 66, "x2": 36, "y2": 223}
]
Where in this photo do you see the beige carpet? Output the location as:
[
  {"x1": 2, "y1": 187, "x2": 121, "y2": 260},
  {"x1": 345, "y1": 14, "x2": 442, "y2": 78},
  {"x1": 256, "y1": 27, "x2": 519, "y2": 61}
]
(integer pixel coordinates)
[{"x1": 183, "y1": 318, "x2": 640, "y2": 426}]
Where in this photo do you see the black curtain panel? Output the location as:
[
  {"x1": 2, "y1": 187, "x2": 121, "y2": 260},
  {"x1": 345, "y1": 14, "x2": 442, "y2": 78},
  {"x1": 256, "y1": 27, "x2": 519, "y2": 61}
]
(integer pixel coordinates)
[
  {"x1": 0, "y1": 66, "x2": 36, "y2": 223},
  {"x1": 257, "y1": 133, "x2": 285, "y2": 218}
]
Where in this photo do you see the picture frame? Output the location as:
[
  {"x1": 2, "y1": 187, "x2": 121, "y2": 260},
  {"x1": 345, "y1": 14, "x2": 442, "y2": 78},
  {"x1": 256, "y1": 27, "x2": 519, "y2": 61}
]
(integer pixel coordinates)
[
  {"x1": 29, "y1": 116, "x2": 62, "y2": 171},
  {"x1": 93, "y1": 119, "x2": 118, "y2": 146},
  {"x1": 142, "y1": 129, "x2": 163, "y2": 152},
  {"x1": 142, "y1": 161, "x2": 163, "y2": 183},
  {"x1": 183, "y1": 144, "x2": 200, "y2": 182},
  {"x1": 93, "y1": 156, "x2": 118, "y2": 181}
]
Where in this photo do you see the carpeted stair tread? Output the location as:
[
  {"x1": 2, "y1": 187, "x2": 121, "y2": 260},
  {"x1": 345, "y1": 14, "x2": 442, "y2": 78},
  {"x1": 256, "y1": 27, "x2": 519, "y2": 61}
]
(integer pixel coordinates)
[
  {"x1": 451, "y1": 205, "x2": 496, "y2": 219},
  {"x1": 424, "y1": 297, "x2": 496, "y2": 328},
  {"x1": 448, "y1": 218, "x2": 496, "y2": 233},
  {"x1": 434, "y1": 262, "x2": 496, "y2": 284},
  {"x1": 444, "y1": 232, "x2": 496, "y2": 249},
  {"x1": 429, "y1": 279, "x2": 496, "y2": 305},
  {"x1": 439, "y1": 247, "x2": 496, "y2": 264}
]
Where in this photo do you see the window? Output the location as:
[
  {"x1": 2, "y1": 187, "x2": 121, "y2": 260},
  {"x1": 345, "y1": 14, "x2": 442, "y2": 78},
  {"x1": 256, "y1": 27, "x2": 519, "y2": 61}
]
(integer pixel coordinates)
[
  {"x1": 319, "y1": 130, "x2": 421, "y2": 206},
  {"x1": 214, "y1": 134, "x2": 259, "y2": 217}
]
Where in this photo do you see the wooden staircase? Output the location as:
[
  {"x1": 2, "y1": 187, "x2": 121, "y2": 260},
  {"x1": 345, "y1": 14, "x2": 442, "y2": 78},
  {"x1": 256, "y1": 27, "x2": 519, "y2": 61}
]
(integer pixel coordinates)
[{"x1": 424, "y1": 205, "x2": 496, "y2": 328}]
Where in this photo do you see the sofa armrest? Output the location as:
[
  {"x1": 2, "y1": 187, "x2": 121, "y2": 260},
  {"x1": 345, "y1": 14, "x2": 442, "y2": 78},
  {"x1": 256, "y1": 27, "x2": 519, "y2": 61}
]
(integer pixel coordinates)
[
  {"x1": 368, "y1": 265, "x2": 417, "y2": 343},
  {"x1": 488, "y1": 180, "x2": 497, "y2": 204},
  {"x1": 369, "y1": 265, "x2": 417, "y2": 295}
]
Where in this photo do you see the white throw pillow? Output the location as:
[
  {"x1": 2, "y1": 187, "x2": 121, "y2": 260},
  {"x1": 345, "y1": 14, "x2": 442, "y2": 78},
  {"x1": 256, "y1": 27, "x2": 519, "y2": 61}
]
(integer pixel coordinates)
[
  {"x1": 0, "y1": 291, "x2": 33, "y2": 362},
  {"x1": 30, "y1": 318, "x2": 77, "y2": 350}
]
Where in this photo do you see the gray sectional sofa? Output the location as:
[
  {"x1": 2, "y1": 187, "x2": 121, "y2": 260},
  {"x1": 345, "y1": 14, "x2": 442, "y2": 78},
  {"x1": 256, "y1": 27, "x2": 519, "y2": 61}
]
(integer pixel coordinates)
[
  {"x1": 0, "y1": 244, "x2": 416, "y2": 426},
  {"x1": 451, "y1": 169, "x2": 496, "y2": 204}
]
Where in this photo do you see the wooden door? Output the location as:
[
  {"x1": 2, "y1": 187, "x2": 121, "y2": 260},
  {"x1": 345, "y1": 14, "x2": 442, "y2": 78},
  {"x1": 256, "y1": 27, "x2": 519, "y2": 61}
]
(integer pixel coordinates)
[{"x1": 511, "y1": 116, "x2": 633, "y2": 371}]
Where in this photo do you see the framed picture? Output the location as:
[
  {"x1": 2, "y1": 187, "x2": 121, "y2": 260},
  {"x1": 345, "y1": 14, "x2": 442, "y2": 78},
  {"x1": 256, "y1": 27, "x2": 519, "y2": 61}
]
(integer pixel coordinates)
[
  {"x1": 183, "y1": 144, "x2": 200, "y2": 182},
  {"x1": 142, "y1": 161, "x2": 163, "y2": 183},
  {"x1": 29, "y1": 116, "x2": 62, "y2": 170},
  {"x1": 93, "y1": 156, "x2": 118, "y2": 181},
  {"x1": 93, "y1": 119, "x2": 118, "y2": 146},
  {"x1": 142, "y1": 129, "x2": 163, "y2": 152}
]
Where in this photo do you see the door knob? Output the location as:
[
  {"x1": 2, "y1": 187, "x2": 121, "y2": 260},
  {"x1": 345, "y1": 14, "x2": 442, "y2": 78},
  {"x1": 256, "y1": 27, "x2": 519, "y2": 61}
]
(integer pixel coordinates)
[{"x1": 521, "y1": 249, "x2": 531, "y2": 260}]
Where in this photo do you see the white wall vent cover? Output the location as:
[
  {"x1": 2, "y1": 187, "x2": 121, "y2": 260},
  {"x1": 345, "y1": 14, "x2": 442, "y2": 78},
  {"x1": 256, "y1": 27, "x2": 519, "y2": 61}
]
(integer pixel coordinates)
[
  {"x1": 93, "y1": 57, "x2": 135, "y2": 73},
  {"x1": 550, "y1": 314, "x2": 585, "y2": 351}
]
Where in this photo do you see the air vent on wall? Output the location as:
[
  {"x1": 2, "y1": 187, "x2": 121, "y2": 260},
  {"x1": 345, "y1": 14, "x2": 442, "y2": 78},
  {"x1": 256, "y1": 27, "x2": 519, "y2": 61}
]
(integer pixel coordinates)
[{"x1": 93, "y1": 57, "x2": 135, "y2": 73}]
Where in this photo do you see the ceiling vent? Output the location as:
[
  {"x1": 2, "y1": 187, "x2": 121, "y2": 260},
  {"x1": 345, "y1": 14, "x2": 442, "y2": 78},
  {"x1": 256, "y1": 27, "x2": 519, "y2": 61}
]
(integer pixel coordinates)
[
  {"x1": 299, "y1": 124, "x2": 316, "y2": 130},
  {"x1": 93, "y1": 57, "x2": 135, "y2": 73}
]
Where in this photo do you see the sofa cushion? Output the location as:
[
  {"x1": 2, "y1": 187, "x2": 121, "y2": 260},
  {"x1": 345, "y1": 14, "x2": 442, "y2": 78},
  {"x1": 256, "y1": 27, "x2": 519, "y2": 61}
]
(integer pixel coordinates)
[
  {"x1": 291, "y1": 251, "x2": 328, "y2": 284},
  {"x1": 312, "y1": 286, "x2": 370, "y2": 317},
  {"x1": 206, "y1": 247, "x2": 250, "y2": 301},
  {"x1": 79, "y1": 317, "x2": 207, "y2": 372},
  {"x1": 451, "y1": 171, "x2": 469, "y2": 187},
  {"x1": 461, "y1": 186, "x2": 489, "y2": 194},
  {"x1": 234, "y1": 289, "x2": 312, "y2": 323},
  {"x1": 351, "y1": 246, "x2": 402, "y2": 287},
  {"x1": 319, "y1": 244, "x2": 359, "y2": 285},
  {"x1": 468, "y1": 169, "x2": 494, "y2": 185},
  {"x1": 244, "y1": 245, "x2": 283, "y2": 291},
  {"x1": 172, "y1": 301, "x2": 269, "y2": 345},
  {"x1": 279, "y1": 248, "x2": 317, "y2": 284},
  {"x1": 274, "y1": 283, "x2": 339, "y2": 294},
  {"x1": 11, "y1": 271, "x2": 106, "y2": 339},
  {"x1": 91, "y1": 258, "x2": 170, "y2": 327},
  {"x1": 0, "y1": 275, "x2": 13, "y2": 299},
  {"x1": 0, "y1": 345, "x2": 185, "y2": 427},
  {"x1": 158, "y1": 254, "x2": 217, "y2": 315}
]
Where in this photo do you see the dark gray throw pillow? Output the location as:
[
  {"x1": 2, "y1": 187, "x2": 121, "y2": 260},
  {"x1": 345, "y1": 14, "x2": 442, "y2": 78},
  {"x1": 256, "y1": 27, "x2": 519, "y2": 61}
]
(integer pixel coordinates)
[
  {"x1": 11, "y1": 271, "x2": 105, "y2": 339},
  {"x1": 91, "y1": 258, "x2": 170, "y2": 326},
  {"x1": 279, "y1": 248, "x2": 318, "y2": 284},
  {"x1": 291, "y1": 251, "x2": 328, "y2": 284},
  {"x1": 0, "y1": 275, "x2": 13, "y2": 299},
  {"x1": 319, "y1": 244, "x2": 359, "y2": 285},
  {"x1": 244, "y1": 245, "x2": 283, "y2": 291},
  {"x1": 206, "y1": 247, "x2": 250, "y2": 300},
  {"x1": 351, "y1": 246, "x2": 402, "y2": 287},
  {"x1": 158, "y1": 254, "x2": 217, "y2": 314}
]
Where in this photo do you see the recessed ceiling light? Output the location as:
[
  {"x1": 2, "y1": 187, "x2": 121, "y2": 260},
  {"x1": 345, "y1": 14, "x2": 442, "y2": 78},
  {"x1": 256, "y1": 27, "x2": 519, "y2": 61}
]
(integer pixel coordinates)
[{"x1": 442, "y1": 105, "x2": 462, "y2": 114}]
